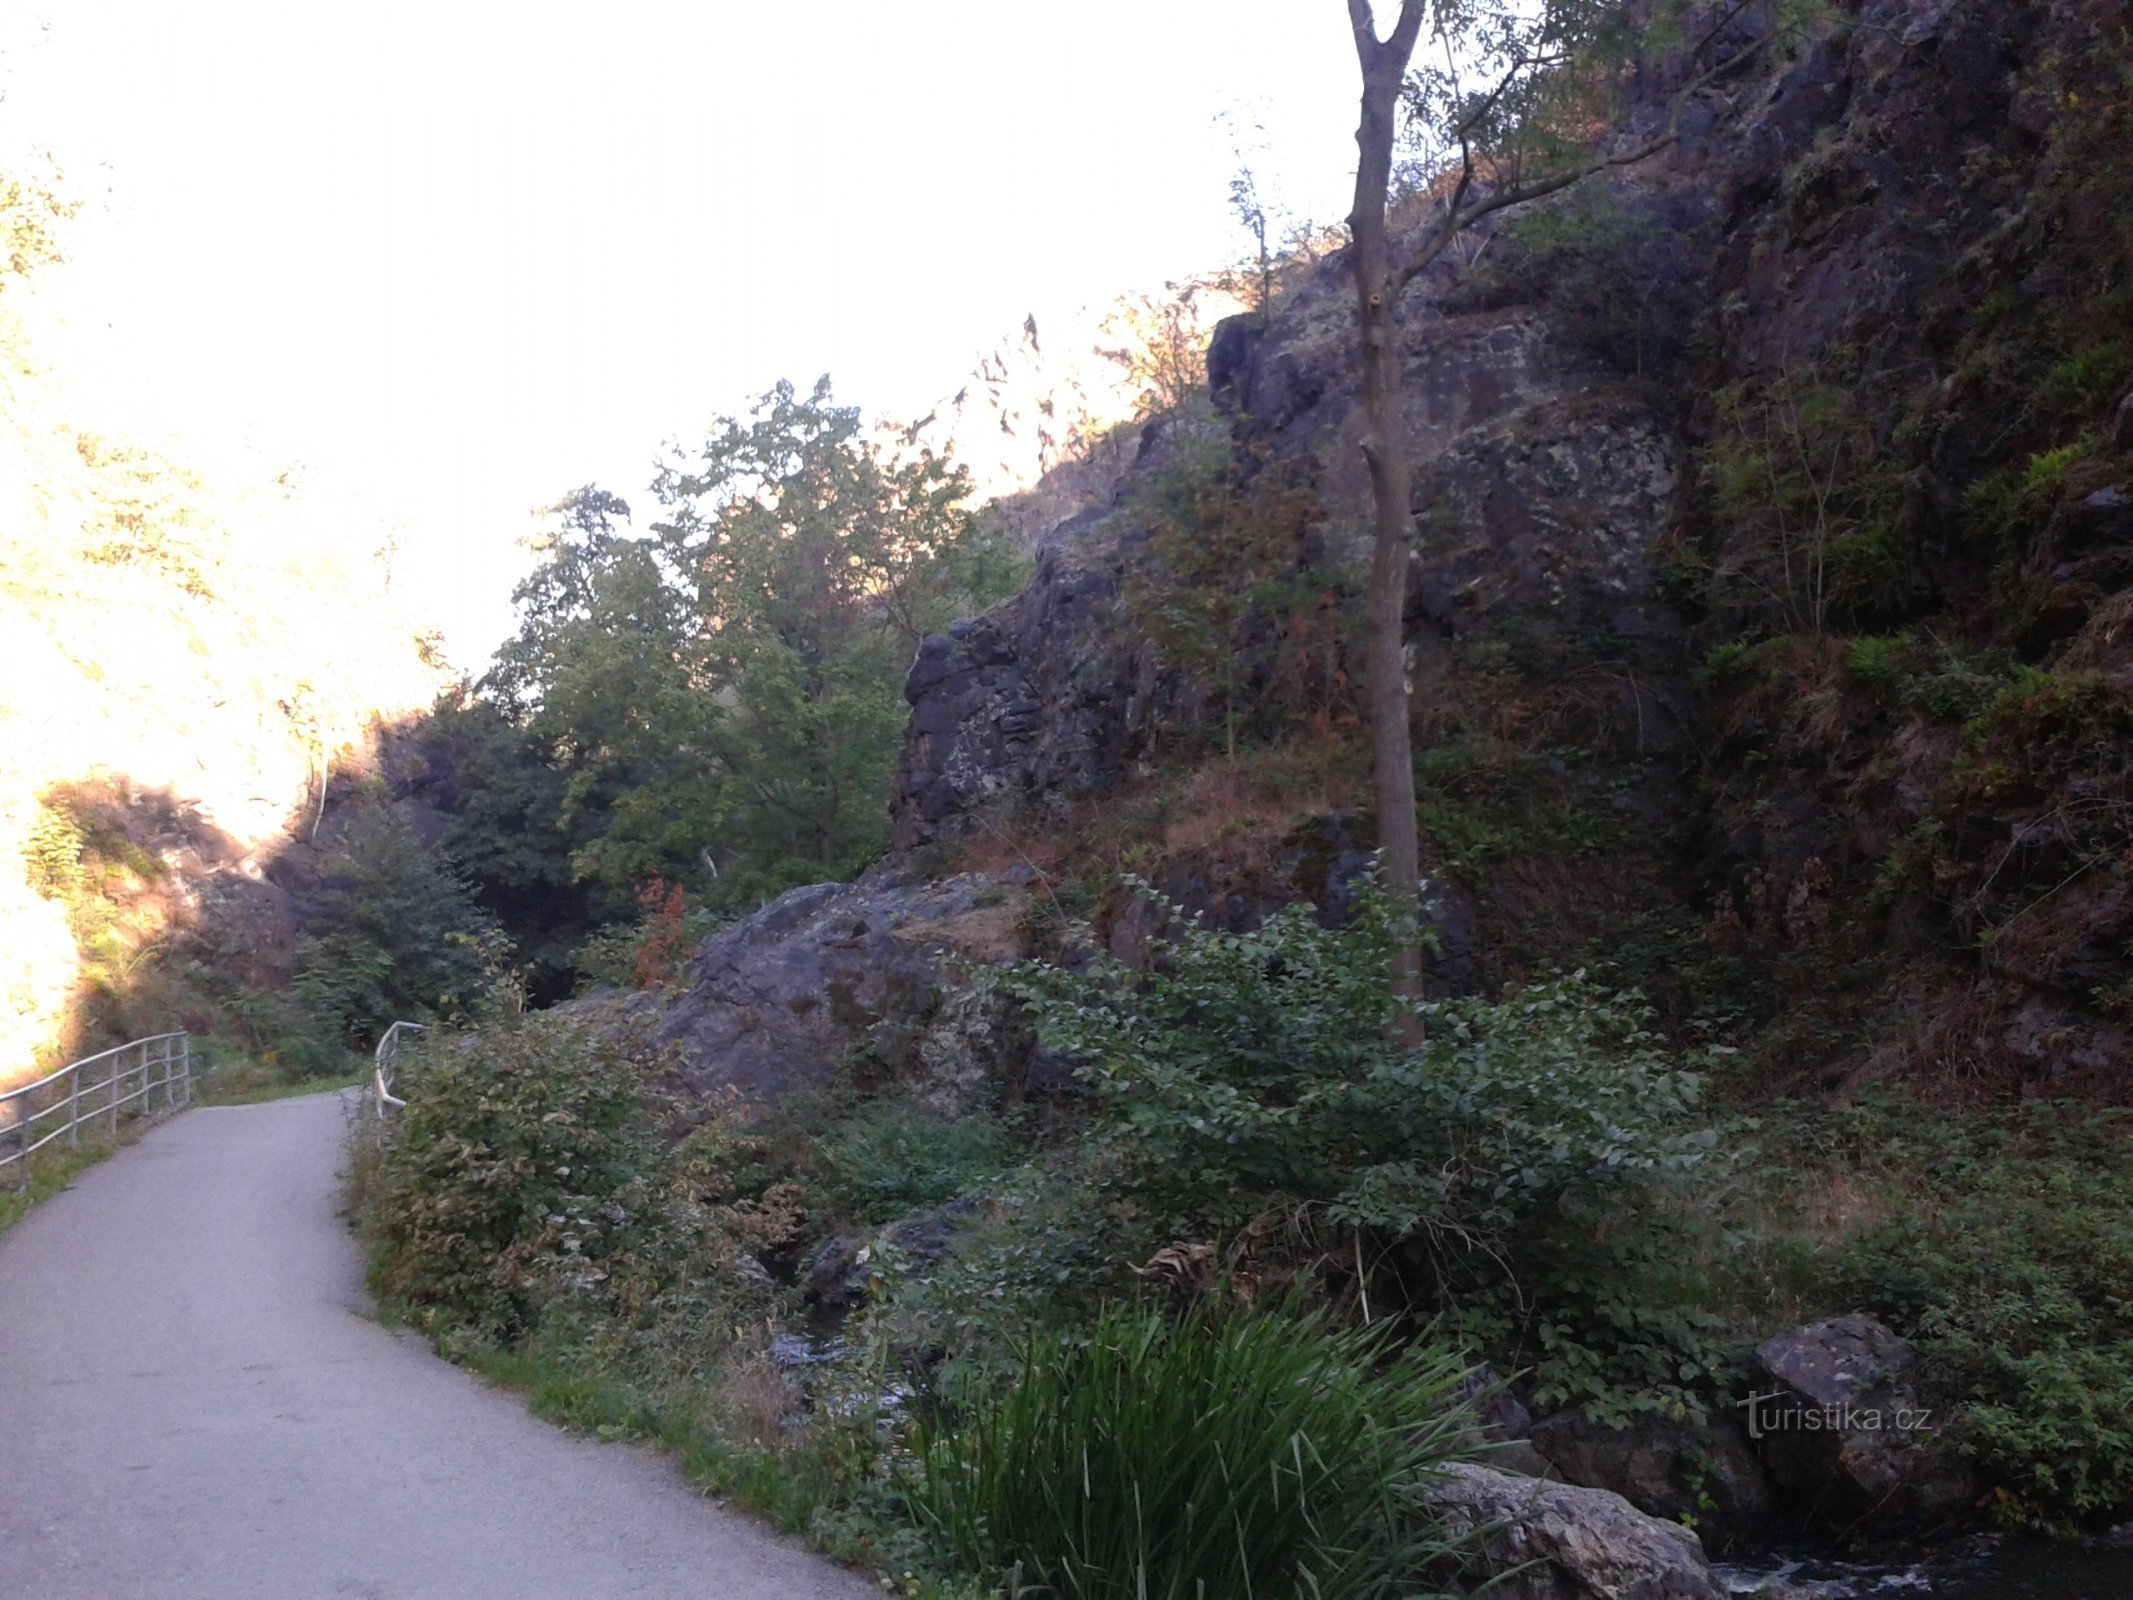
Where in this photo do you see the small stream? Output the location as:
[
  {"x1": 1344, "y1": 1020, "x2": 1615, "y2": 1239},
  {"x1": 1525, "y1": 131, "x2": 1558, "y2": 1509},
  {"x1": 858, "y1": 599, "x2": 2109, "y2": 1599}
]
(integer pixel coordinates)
[{"x1": 1717, "y1": 1535, "x2": 2133, "y2": 1598}]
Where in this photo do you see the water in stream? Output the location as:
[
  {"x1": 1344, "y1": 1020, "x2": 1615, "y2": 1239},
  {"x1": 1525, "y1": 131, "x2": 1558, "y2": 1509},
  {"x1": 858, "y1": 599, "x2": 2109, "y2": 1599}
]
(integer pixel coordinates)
[{"x1": 1717, "y1": 1536, "x2": 2133, "y2": 1598}]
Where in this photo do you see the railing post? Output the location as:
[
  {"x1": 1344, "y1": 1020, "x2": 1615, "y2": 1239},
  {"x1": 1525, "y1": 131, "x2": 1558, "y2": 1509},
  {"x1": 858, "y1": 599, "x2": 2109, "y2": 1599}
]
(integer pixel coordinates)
[
  {"x1": 107, "y1": 1052, "x2": 120, "y2": 1136},
  {"x1": 68, "y1": 1063, "x2": 81, "y2": 1151}
]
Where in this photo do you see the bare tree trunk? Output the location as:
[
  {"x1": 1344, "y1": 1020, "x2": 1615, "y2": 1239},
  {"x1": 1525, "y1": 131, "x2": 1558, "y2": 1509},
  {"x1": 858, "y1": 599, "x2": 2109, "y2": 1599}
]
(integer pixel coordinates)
[{"x1": 1347, "y1": 0, "x2": 1429, "y2": 1023}]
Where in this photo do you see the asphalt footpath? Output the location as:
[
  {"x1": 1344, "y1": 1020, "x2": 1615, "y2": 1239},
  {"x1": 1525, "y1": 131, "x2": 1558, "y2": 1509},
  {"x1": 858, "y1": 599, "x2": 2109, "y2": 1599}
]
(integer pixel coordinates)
[{"x1": 0, "y1": 1091, "x2": 879, "y2": 1600}]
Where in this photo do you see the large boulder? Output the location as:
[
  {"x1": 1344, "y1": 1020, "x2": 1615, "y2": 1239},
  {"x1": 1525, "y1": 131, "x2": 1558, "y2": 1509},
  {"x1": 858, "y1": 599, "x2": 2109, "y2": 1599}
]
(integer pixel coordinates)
[
  {"x1": 654, "y1": 868, "x2": 1031, "y2": 1104},
  {"x1": 1530, "y1": 1409, "x2": 1774, "y2": 1552},
  {"x1": 1425, "y1": 1462, "x2": 1724, "y2": 1600},
  {"x1": 1747, "y1": 1316, "x2": 1971, "y2": 1529}
]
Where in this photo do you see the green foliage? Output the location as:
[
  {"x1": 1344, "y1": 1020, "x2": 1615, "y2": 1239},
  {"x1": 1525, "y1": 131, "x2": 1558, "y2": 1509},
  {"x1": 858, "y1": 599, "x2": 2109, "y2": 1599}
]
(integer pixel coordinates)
[
  {"x1": 977, "y1": 884, "x2": 1736, "y2": 1413},
  {"x1": 1003, "y1": 892, "x2": 1719, "y2": 1245},
  {"x1": 1411, "y1": 741, "x2": 1630, "y2": 870},
  {"x1": 2037, "y1": 343, "x2": 2131, "y2": 421},
  {"x1": 364, "y1": 1013, "x2": 654, "y2": 1339},
  {"x1": 1816, "y1": 1102, "x2": 2133, "y2": 1521},
  {"x1": 363, "y1": 1010, "x2": 804, "y2": 1344},
  {"x1": 472, "y1": 382, "x2": 1024, "y2": 914},
  {"x1": 21, "y1": 789, "x2": 186, "y2": 1032},
  {"x1": 908, "y1": 1301, "x2": 1476, "y2": 1600},
  {"x1": 1959, "y1": 668, "x2": 2133, "y2": 793},
  {"x1": 1963, "y1": 439, "x2": 2097, "y2": 556},
  {"x1": 810, "y1": 1100, "x2": 1014, "y2": 1226},
  {"x1": 569, "y1": 890, "x2": 731, "y2": 995},
  {"x1": 1702, "y1": 367, "x2": 1911, "y2": 634},
  {"x1": 291, "y1": 805, "x2": 506, "y2": 1048},
  {"x1": 22, "y1": 796, "x2": 89, "y2": 901},
  {"x1": 1841, "y1": 631, "x2": 1917, "y2": 687},
  {"x1": 420, "y1": 687, "x2": 594, "y2": 996},
  {"x1": 1896, "y1": 641, "x2": 2017, "y2": 723},
  {"x1": 1691, "y1": 639, "x2": 1756, "y2": 690}
]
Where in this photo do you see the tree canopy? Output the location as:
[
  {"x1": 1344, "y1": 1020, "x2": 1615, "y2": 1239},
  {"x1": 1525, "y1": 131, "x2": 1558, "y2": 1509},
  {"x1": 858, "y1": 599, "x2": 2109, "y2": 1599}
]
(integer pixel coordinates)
[{"x1": 473, "y1": 379, "x2": 1024, "y2": 919}]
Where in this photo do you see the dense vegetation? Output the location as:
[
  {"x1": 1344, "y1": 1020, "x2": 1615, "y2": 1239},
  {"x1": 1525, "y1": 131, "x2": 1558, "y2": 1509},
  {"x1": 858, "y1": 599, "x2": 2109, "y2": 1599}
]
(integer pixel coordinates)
[
  {"x1": 403, "y1": 380, "x2": 1026, "y2": 1000},
  {"x1": 13, "y1": 0, "x2": 2133, "y2": 1592}
]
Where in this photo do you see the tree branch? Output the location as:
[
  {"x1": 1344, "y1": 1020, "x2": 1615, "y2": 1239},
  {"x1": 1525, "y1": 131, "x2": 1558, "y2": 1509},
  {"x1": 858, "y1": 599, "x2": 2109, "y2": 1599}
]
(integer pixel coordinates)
[
  {"x1": 1349, "y1": 0, "x2": 1428, "y2": 72},
  {"x1": 1392, "y1": 7, "x2": 1771, "y2": 297}
]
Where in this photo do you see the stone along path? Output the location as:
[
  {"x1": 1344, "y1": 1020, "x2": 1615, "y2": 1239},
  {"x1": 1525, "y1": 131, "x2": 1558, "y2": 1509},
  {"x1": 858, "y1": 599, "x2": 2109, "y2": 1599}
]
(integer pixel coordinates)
[{"x1": 0, "y1": 1092, "x2": 878, "y2": 1600}]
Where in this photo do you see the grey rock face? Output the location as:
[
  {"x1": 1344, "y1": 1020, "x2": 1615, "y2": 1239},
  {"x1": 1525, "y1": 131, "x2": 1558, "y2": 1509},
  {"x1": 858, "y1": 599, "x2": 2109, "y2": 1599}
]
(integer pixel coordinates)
[
  {"x1": 655, "y1": 869, "x2": 1029, "y2": 1103},
  {"x1": 893, "y1": 256, "x2": 1691, "y2": 854},
  {"x1": 891, "y1": 508, "x2": 1171, "y2": 850},
  {"x1": 802, "y1": 1201, "x2": 976, "y2": 1320},
  {"x1": 912, "y1": 985, "x2": 1034, "y2": 1115},
  {"x1": 1748, "y1": 1316, "x2": 1966, "y2": 1528},
  {"x1": 1425, "y1": 1461, "x2": 1724, "y2": 1600},
  {"x1": 1529, "y1": 1409, "x2": 1774, "y2": 1552}
]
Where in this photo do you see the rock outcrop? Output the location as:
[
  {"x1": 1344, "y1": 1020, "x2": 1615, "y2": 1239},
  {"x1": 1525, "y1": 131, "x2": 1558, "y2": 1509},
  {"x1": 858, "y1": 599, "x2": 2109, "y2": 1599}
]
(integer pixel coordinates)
[
  {"x1": 1425, "y1": 1462, "x2": 1725, "y2": 1600},
  {"x1": 654, "y1": 868, "x2": 1034, "y2": 1103},
  {"x1": 1531, "y1": 1409, "x2": 1775, "y2": 1552},
  {"x1": 882, "y1": 0, "x2": 2133, "y2": 1101},
  {"x1": 1747, "y1": 1316, "x2": 1974, "y2": 1530},
  {"x1": 894, "y1": 293, "x2": 1694, "y2": 856}
]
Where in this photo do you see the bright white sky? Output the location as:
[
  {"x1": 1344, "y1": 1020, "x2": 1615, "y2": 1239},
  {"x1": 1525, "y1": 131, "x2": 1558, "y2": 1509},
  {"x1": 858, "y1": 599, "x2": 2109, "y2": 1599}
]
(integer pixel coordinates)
[{"x1": 4, "y1": 2, "x2": 1365, "y2": 666}]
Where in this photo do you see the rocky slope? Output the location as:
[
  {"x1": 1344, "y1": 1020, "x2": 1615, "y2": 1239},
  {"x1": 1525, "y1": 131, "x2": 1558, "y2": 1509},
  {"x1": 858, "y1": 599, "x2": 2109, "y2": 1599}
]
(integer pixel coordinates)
[
  {"x1": 861, "y1": 0, "x2": 2131, "y2": 1105},
  {"x1": 639, "y1": 0, "x2": 2131, "y2": 1110}
]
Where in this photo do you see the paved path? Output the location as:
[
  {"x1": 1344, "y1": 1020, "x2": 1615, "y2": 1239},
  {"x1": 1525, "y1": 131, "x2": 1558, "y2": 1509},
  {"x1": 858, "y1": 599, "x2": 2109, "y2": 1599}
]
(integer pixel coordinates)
[{"x1": 0, "y1": 1093, "x2": 878, "y2": 1600}]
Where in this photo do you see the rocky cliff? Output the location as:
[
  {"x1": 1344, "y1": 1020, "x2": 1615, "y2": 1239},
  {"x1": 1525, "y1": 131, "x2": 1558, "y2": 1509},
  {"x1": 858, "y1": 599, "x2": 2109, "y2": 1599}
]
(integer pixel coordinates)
[
  {"x1": 654, "y1": 0, "x2": 2130, "y2": 1109},
  {"x1": 882, "y1": 0, "x2": 2132, "y2": 1102}
]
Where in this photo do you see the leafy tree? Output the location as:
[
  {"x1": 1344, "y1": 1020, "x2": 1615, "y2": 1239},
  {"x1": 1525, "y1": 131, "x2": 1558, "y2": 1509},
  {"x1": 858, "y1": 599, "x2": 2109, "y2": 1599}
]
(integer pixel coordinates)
[
  {"x1": 419, "y1": 687, "x2": 593, "y2": 1000},
  {"x1": 292, "y1": 804, "x2": 507, "y2": 1047},
  {"x1": 648, "y1": 378, "x2": 1011, "y2": 883},
  {"x1": 471, "y1": 381, "x2": 1022, "y2": 918},
  {"x1": 1340, "y1": 0, "x2": 1769, "y2": 1013}
]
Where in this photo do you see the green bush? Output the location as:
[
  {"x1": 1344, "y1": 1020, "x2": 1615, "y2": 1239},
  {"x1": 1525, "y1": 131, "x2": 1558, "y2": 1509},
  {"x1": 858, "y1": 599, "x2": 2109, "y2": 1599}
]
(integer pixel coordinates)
[
  {"x1": 811, "y1": 1100, "x2": 1013, "y2": 1225},
  {"x1": 982, "y1": 886, "x2": 1737, "y2": 1411},
  {"x1": 364, "y1": 1012, "x2": 657, "y2": 1339},
  {"x1": 908, "y1": 1301, "x2": 1475, "y2": 1600},
  {"x1": 1896, "y1": 641, "x2": 2016, "y2": 722},
  {"x1": 293, "y1": 805, "x2": 508, "y2": 1047},
  {"x1": 1842, "y1": 631, "x2": 1917, "y2": 687},
  {"x1": 999, "y1": 890, "x2": 1721, "y2": 1253},
  {"x1": 363, "y1": 1010, "x2": 804, "y2": 1348},
  {"x1": 1821, "y1": 1102, "x2": 2133, "y2": 1522}
]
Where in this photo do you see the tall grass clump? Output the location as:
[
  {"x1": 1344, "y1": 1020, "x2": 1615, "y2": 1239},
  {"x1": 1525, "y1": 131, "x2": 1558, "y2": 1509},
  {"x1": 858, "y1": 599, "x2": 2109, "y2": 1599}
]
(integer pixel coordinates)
[{"x1": 908, "y1": 1301, "x2": 1476, "y2": 1600}]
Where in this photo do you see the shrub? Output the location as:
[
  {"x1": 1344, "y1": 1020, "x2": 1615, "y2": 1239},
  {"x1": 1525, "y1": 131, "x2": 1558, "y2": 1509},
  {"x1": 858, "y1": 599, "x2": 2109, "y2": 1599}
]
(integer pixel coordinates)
[
  {"x1": 292, "y1": 804, "x2": 507, "y2": 1046},
  {"x1": 908, "y1": 1301, "x2": 1476, "y2": 1600},
  {"x1": 570, "y1": 886, "x2": 731, "y2": 994},
  {"x1": 811, "y1": 1100, "x2": 1013, "y2": 1225},
  {"x1": 1821, "y1": 1102, "x2": 2133, "y2": 1522},
  {"x1": 363, "y1": 1013, "x2": 657, "y2": 1339},
  {"x1": 363, "y1": 1010, "x2": 805, "y2": 1347},
  {"x1": 985, "y1": 885, "x2": 1737, "y2": 1410},
  {"x1": 999, "y1": 890, "x2": 1721, "y2": 1253},
  {"x1": 1842, "y1": 632, "x2": 1917, "y2": 687}
]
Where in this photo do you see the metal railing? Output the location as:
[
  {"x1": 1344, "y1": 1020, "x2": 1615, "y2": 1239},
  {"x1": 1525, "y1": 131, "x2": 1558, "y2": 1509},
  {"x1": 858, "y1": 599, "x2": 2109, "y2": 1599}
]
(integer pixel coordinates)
[
  {"x1": 0, "y1": 1033, "x2": 193, "y2": 1190},
  {"x1": 372, "y1": 1022, "x2": 425, "y2": 1118}
]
